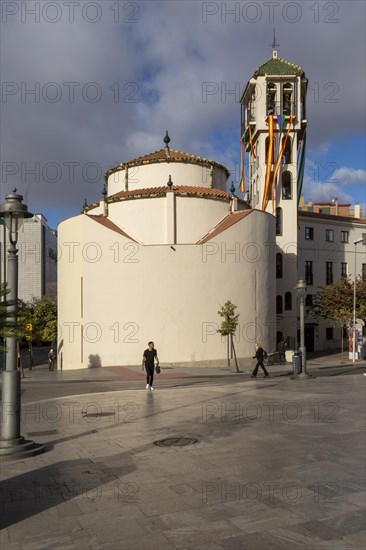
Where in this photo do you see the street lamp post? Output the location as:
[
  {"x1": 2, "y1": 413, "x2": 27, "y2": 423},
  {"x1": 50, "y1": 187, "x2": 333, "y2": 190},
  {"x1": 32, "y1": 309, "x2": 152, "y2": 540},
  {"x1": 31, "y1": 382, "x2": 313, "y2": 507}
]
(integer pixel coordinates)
[
  {"x1": 0, "y1": 189, "x2": 44, "y2": 460},
  {"x1": 292, "y1": 277, "x2": 315, "y2": 380},
  {"x1": 352, "y1": 238, "x2": 363, "y2": 363}
]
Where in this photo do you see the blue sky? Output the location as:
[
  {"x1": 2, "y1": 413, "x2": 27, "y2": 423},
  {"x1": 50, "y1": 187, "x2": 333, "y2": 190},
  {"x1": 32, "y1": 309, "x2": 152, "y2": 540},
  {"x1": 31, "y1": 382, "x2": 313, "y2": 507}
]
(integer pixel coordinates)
[{"x1": 1, "y1": 0, "x2": 365, "y2": 228}]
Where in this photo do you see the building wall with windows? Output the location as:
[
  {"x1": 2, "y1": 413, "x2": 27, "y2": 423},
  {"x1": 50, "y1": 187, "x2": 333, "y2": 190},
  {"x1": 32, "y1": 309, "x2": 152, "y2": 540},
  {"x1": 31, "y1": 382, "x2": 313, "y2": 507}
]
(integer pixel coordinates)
[
  {"x1": 298, "y1": 212, "x2": 366, "y2": 351},
  {"x1": 0, "y1": 214, "x2": 57, "y2": 302}
]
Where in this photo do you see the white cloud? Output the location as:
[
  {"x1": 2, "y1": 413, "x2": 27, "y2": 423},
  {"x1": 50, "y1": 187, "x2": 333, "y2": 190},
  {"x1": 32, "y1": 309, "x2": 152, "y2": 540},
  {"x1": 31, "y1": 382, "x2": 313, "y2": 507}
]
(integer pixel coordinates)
[
  {"x1": 331, "y1": 167, "x2": 366, "y2": 186},
  {"x1": 302, "y1": 174, "x2": 353, "y2": 204}
]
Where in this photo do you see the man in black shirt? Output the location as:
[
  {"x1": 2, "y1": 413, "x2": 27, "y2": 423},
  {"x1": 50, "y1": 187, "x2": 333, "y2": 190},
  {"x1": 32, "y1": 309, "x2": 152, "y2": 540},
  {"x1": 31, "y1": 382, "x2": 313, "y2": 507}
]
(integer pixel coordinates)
[
  {"x1": 251, "y1": 343, "x2": 269, "y2": 378},
  {"x1": 142, "y1": 341, "x2": 160, "y2": 391}
]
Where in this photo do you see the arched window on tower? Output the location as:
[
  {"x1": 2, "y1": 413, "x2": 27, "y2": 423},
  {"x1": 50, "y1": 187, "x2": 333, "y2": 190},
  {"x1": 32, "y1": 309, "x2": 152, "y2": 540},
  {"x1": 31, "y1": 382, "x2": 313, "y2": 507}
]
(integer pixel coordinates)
[
  {"x1": 285, "y1": 292, "x2": 292, "y2": 310},
  {"x1": 282, "y1": 171, "x2": 292, "y2": 200},
  {"x1": 276, "y1": 253, "x2": 283, "y2": 278},
  {"x1": 282, "y1": 136, "x2": 292, "y2": 164},
  {"x1": 265, "y1": 137, "x2": 275, "y2": 164},
  {"x1": 276, "y1": 295, "x2": 283, "y2": 314},
  {"x1": 267, "y1": 82, "x2": 276, "y2": 115},
  {"x1": 283, "y1": 82, "x2": 293, "y2": 116},
  {"x1": 276, "y1": 207, "x2": 283, "y2": 236}
]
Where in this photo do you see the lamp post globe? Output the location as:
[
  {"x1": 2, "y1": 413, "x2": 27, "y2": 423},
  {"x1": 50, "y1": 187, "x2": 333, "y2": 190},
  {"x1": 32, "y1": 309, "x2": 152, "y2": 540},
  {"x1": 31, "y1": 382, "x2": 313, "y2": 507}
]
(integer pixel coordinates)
[{"x1": 0, "y1": 189, "x2": 44, "y2": 459}]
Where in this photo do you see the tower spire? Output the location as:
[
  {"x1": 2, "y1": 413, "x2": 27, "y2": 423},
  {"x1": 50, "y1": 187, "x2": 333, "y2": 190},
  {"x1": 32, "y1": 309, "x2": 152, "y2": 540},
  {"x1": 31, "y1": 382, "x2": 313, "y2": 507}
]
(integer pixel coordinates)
[{"x1": 270, "y1": 27, "x2": 280, "y2": 59}]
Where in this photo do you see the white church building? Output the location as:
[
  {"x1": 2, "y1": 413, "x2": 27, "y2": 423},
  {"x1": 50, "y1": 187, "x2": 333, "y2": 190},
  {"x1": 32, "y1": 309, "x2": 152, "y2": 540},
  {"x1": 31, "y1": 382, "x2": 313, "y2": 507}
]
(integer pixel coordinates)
[{"x1": 57, "y1": 48, "x2": 365, "y2": 369}]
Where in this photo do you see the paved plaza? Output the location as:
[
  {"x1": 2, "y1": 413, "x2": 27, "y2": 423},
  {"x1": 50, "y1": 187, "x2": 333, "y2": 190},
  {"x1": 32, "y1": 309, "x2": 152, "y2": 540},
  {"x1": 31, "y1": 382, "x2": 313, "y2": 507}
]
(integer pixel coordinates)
[{"x1": 0, "y1": 360, "x2": 365, "y2": 549}]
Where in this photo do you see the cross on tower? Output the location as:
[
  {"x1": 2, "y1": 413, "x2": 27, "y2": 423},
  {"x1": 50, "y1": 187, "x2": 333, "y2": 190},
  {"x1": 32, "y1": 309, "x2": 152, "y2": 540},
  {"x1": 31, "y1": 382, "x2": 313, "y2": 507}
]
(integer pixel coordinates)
[{"x1": 270, "y1": 28, "x2": 280, "y2": 58}]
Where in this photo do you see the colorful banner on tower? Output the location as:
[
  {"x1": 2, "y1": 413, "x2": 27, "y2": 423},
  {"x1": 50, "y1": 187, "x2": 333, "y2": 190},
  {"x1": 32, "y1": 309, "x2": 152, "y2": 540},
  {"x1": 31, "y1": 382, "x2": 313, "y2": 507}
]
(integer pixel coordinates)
[
  {"x1": 248, "y1": 124, "x2": 256, "y2": 158},
  {"x1": 239, "y1": 136, "x2": 245, "y2": 193},
  {"x1": 261, "y1": 115, "x2": 274, "y2": 211},
  {"x1": 271, "y1": 115, "x2": 293, "y2": 212},
  {"x1": 297, "y1": 129, "x2": 307, "y2": 206}
]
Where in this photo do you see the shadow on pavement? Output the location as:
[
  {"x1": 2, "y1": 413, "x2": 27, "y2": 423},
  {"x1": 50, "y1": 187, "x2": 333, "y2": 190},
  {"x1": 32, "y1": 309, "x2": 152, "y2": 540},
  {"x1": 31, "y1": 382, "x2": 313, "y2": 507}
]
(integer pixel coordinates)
[{"x1": 0, "y1": 451, "x2": 136, "y2": 529}]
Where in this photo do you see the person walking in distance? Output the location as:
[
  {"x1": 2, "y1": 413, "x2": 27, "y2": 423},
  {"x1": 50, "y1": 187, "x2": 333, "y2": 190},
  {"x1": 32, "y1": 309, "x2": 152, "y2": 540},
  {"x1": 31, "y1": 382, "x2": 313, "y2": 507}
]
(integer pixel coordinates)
[
  {"x1": 142, "y1": 341, "x2": 160, "y2": 391},
  {"x1": 277, "y1": 338, "x2": 287, "y2": 365},
  {"x1": 251, "y1": 343, "x2": 269, "y2": 379},
  {"x1": 48, "y1": 348, "x2": 56, "y2": 371},
  {"x1": 17, "y1": 343, "x2": 25, "y2": 379}
]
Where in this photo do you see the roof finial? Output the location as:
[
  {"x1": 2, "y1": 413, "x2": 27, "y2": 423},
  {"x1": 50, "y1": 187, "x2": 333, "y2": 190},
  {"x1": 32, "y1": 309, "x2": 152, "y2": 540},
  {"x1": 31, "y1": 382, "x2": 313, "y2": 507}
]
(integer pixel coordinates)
[
  {"x1": 101, "y1": 183, "x2": 107, "y2": 198},
  {"x1": 270, "y1": 27, "x2": 279, "y2": 59},
  {"x1": 164, "y1": 130, "x2": 171, "y2": 148},
  {"x1": 81, "y1": 198, "x2": 88, "y2": 213},
  {"x1": 230, "y1": 182, "x2": 236, "y2": 194},
  {"x1": 167, "y1": 175, "x2": 173, "y2": 188}
]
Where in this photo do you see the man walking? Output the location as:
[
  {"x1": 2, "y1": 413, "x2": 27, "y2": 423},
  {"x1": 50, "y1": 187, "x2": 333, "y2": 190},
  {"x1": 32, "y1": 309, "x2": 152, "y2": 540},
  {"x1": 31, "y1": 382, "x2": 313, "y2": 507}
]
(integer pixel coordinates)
[
  {"x1": 142, "y1": 341, "x2": 159, "y2": 391},
  {"x1": 251, "y1": 343, "x2": 269, "y2": 378},
  {"x1": 48, "y1": 348, "x2": 56, "y2": 371},
  {"x1": 277, "y1": 338, "x2": 287, "y2": 365}
]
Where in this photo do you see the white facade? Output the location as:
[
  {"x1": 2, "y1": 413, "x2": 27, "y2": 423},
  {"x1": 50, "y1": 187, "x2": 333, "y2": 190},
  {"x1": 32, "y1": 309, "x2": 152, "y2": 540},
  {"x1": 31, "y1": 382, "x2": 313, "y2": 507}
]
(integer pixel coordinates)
[
  {"x1": 58, "y1": 148, "x2": 276, "y2": 370},
  {"x1": 0, "y1": 214, "x2": 57, "y2": 302},
  {"x1": 107, "y1": 156, "x2": 228, "y2": 196}
]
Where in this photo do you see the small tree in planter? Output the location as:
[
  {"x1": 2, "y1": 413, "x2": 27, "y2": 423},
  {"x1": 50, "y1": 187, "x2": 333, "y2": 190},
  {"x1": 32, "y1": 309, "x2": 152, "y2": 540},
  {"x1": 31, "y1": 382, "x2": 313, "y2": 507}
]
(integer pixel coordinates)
[{"x1": 217, "y1": 300, "x2": 241, "y2": 373}]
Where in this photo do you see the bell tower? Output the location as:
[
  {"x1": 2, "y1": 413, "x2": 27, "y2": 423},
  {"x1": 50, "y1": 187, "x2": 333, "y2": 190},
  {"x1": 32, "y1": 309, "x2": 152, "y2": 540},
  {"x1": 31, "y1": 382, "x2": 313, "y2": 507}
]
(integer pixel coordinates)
[{"x1": 240, "y1": 41, "x2": 308, "y2": 349}]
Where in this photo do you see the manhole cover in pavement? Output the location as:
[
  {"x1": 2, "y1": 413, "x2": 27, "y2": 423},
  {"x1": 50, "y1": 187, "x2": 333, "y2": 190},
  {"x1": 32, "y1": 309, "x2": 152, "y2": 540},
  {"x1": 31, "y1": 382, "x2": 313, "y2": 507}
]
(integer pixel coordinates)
[
  {"x1": 154, "y1": 437, "x2": 198, "y2": 447},
  {"x1": 83, "y1": 412, "x2": 115, "y2": 418}
]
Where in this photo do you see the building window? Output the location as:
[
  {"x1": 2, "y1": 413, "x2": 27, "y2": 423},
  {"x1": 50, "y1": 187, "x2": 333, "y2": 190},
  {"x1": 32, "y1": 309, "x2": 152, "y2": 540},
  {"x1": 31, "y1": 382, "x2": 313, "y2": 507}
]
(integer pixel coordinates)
[
  {"x1": 305, "y1": 294, "x2": 313, "y2": 307},
  {"x1": 305, "y1": 227, "x2": 314, "y2": 240},
  {"x1": 283, "y1": 82, "x2": 293, "y2": 116},
  {"x1": 282, "y1": 136, "x2": 292, "y2": 164},
  {"x1": 341, "y1": 231, "x2": 349, "y2": 243},
  {"x1": 362, "y1": 264, "x2": 366, "y2": 281},
  {"x1": 276, "y1": 207, "x2": 283, "y2": 236},
  {"x1": 282, "y1": 171, "x2": 292, "y2": 200},
  {"x1": 305, "y1": 261, "x2": 313, "y2": 285},
  {"x1": 284, "y1": 292, "x2": 292, "y2": 310},
  {"x1": 276, "y1": 295, "x2": 283, "y2": 314},
  {"x1": 276, "y1": 253, "x2": 283, "y2": 278},
  {"x1": 267, "y1": 82, "x2": 276, "y2": 115},
  {"x1": 326, "y1": 327, "x2": 333, "y2": 340},
  {"x1": 326, "y1": 262, "x2": 333, "y2": 285},
  {"x1": 341, "y1": 262, "x2": 347, "y2": 278},
  {"x1": 325, "y1": 229, "x2": 334, "y2": 242}
]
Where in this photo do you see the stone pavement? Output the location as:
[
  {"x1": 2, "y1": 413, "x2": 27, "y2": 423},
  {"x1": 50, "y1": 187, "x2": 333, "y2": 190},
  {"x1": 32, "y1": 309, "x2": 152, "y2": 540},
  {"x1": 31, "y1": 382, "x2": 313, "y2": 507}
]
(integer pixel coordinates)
[{"x1": 1, "y1": 364, "x2": 365, "y2": 549}]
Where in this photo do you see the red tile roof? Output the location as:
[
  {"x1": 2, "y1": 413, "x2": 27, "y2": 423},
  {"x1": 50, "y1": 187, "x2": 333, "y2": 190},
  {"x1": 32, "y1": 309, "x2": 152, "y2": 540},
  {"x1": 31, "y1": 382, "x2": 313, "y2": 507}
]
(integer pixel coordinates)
[
  {"x1": 105, "y1": 148, "x2": 230, "y2": 180},
  {"x1": 107, "y1": 185, "x2": 244, "y2": 203},
  {"x1": 197, "y1": 210, "x2": 253, "y2": 243},
  {"x1": 87, "y1": 215, "x2": 137, "y2": 240}
]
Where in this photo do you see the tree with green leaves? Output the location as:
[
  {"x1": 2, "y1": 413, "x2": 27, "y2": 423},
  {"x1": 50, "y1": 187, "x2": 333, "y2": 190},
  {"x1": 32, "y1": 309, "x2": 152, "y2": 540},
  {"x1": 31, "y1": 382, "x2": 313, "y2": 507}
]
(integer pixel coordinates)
[
  {"x1": 20, "y1": 297, "x2": 57, "y2": 343},
  {"x1": 217, "y1": 300, "x2": 241, "y2": 373},
  {"x1": 313, "y1": 276, "x2": 366, "y2": 328},
  {"x1": 313, "y1": 276, "x2": 366, "y2": 356},
  {"x1": 0, "y1": 284, "x2": 28, "y2": 357},
  {"x1": 0, "y1": 284, "x2": 14, "y2": 352}
]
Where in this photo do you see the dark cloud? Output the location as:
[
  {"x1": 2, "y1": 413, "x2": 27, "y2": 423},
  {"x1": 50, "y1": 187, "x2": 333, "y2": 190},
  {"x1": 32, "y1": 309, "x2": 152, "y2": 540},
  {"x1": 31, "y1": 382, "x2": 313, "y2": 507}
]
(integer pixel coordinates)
[{"x1": 1, "y1": 1, "x2": 364, "y2": 227}]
